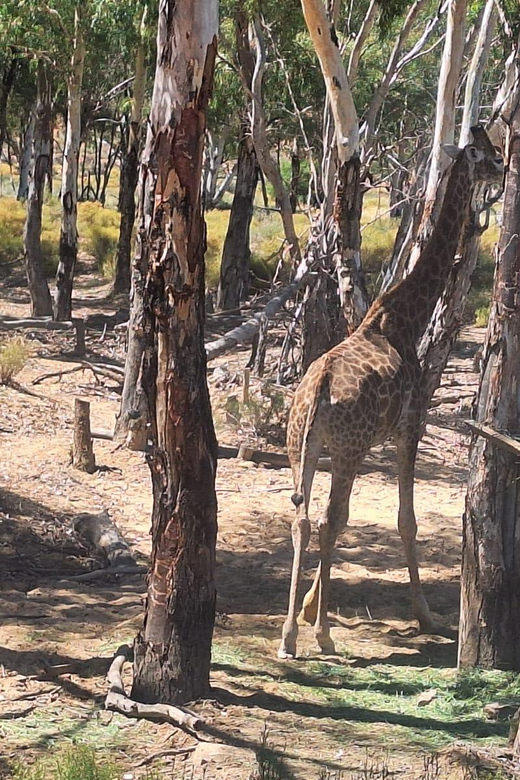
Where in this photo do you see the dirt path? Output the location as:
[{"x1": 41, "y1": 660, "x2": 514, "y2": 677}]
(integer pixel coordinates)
[{"x1": 0, "y1": 271, "x2": 510, "y2": 779}]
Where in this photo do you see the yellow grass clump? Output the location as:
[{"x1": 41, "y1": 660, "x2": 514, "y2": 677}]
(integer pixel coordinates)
[{"x1": 0, "y1": 336, "x2": 33, "y2": 385}]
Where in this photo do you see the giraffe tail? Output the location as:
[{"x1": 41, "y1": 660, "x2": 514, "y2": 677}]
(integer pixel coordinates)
[{"x1": 291, "y1": 364, "x2": 330, "y2": 509}]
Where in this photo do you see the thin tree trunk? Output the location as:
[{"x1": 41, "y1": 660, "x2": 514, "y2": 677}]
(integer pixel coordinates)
[
  {"x1": 203, "y1": 130, "x2": 227, "y2": 208},
  {"x1": 459, "y1": 50, "x2": 520, "y2": 669},
  {"x1": 23, "y1": 64, "x2": 53, "y2": 317},
  {"x1": 250, "y1": 16, "x2": 301, "y2": 268},
  {"x1": 130, "y1": 0, "x2": 218, "y2": 704},
  {"x1": 0, "y1": 54, "x2": 17, "y2": 161},
  {"x1": 17, "y1": 108, "x2": 35, "y2": 201},
  {"x1": 289, "y1": 138, "x2": 300, "y2": 213},
  {"x1": 53, "y1": 10, "x2": 85, "y2": 321},
  {"x1": 217, "y1": 5, "x2": 258, "y2": 312},
  {"x1": 216, "y1": 133, "x2": 258, "y2": 311},
  {"x1": 113, "y1": 28, "x2": 147, "y2": 297}
]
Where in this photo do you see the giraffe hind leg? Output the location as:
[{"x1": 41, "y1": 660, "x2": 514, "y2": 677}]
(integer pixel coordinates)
[{"x1": 278, "y1": 432, "x2": 322, "y2": 660}]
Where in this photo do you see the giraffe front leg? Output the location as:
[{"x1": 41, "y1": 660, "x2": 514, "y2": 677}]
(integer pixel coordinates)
[
  {"x1": 279, "y1": 511, "x2": 311, "y2": 659},
  {"x1": 396, "y1": 436, "x2": 435, "y2": 633}
]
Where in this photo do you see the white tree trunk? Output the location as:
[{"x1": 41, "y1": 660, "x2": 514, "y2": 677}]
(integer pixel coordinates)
[
  {"x1": 347, "y1": 0, "x2": 379, "y2": 86},
  {"x1": 300, "y1": 0, "x2": 367, "y2": 331},
  {"x1": 421, "y1": 0, "x2": 468, "y2": 228},
  {"x1": 250, "y1": 16, "x2": 301, "y2": 267},
  {"x1": 53, "y1": 9, "x2": 85, "y2": 321},
  {"x1": 459, "y1": 0, "x2": 496, "y2": 145},
  {"x1": 301, "y1": 0, "x2": 358, "y2": 164}
]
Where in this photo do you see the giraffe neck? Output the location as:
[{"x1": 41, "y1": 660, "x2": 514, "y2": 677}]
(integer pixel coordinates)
[{"x1": 377, "y1": 154, "x2": 474, "y2": 344}]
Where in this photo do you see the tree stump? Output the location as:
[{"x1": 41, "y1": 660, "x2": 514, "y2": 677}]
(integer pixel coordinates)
[
  {"x1": 72, "y1": 317, "x2": 86, "y2": 356},
  {"x1": 72, "y1": 398, "x2": 95, "y2": 473}
]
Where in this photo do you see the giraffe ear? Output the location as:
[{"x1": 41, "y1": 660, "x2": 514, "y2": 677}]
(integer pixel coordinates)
[
  {"x1": 440, "y1": 144, "x2": 461, "y2": 160},
  {"x1": 465, "y1": 145, "x2": 484, "y2": 163}
]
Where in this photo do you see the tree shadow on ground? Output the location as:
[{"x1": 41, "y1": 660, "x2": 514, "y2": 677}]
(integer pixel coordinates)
[{"x1": 211, "y1": 684, "x2": 505, "y2": 745}]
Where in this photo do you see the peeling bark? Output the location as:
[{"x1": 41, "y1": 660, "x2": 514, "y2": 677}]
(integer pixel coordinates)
[
  {"x1": 458, "y1": 43, "x2": 520, "y2": 671},
  {"x1": 23, "y1": 64, "x2": 53, "y2": 317},
  {"x1": 130, "y1": 0, "x2": 218, "y2": 705},
  {"x1": 53, "y1": 10, "x2": 85, "y2": 321}
]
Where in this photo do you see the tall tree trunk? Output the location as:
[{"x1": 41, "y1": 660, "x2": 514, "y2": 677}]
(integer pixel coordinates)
[
  {"x1": 202, "y1": 130, "x2": 227, "y2": 208},
  {"x1": 216, "y1": 133, "x2": 258, "y2": 311},
  {"x1": 250, "y1": 16, "x2": 301, "y2": 268},
  {"x1": 113, "y1": 29, "x2": 147, "y2": 297},
  {"x1": 300, "y1": 0, "x2": 368, "y2": 348},
  {"x1": 289, "y1": 138, "x2": 300, "y2": 213},
  {"x1": 23, "y1": 64, "x2": 53, "y2": 317},
  {"x1": 130, "y1": 0, "x2": 218, "y2": 704},
  {"x1": 53, "y1": 11, "x2": 85, "y2": 321},
  {"x1": 407, "y1": 0, "x2": 468, "y2": 270},
  {"x1": 17, "y1": 108, "x2": 35, "y2": 201},
  {"x1": 216, "y1": 5, "x2": 258, "y2": 312},
  {"x1": 459, "y1": 50, "x2": 520, "y2": 670},
  {"x1": 416, "y1": 0, "x2": 497, "y2": 412},
  {"x1": 0, "y1": 54, "x2": 17, "y2": 161}
]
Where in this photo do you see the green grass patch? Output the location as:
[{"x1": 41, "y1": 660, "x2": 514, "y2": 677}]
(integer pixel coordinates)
[
  {"x1": 211, "y1": 639, "x2": 520, "y2": 754},
  {"x1": 12, "y1": 745, "x2": 117, "y2": 780}
]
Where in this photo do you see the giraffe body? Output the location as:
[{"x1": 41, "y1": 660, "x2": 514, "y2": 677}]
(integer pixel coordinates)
[{"x1": 279, "y1": 126, "x2": 503, "y2": 659}]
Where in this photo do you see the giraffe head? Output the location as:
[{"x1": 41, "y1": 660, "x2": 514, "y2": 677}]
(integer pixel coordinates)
[{"x1": 441, "y1": 124, "x2": 503, "y2": 185}]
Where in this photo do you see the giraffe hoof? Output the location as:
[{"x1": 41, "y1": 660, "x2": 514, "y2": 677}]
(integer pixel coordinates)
[
  {"x1": 277, "y1": 645, "x2": 296, "y2": 660},
  {"x1": 317, "y1": 637, "x2": 336, "y2": 655}
]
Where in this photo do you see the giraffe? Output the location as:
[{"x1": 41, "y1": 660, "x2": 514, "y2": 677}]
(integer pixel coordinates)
[{"x1": 279, "y1": 126, "x2": 503, "y2": 659}]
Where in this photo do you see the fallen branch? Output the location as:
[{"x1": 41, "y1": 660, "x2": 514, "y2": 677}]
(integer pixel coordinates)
[
  {"x1": 204, "y1": 253, "x2": 312, "y2": 361},
  {"x1": 105, "y1": 645, "x2": 202, "y2": 731},
  {"x1": 33, "y1": 361, "x2": 124, "y2": 387},
  {"x1": 135, "y1": 747, "x2": 196, "y2": 767},
  {"x1": 67, "y1": 565, "x2": 147, "y2": 582},
  {"x1": 0, "y1": 703, "x2": 37, "y2": 719},
  {"x1": 0, "y1": 316, "x2": 74, "y2": 331},
  {"x1": 73, "y1": 511, "x2": 137, "y2": 567}
]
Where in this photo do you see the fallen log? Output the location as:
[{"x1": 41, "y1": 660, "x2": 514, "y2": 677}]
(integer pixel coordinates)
[
  {"x1": 204, "y1": 253, "x2": 312, "y2": 361},
  {"x1": 72, "y1": 511, "x2": 137, "y2": 568},
  {"x1": 0, "y1": 316, "x2": 74, "y2": 331},
  {"x1": 105, "y1": 645, "x2": 202, "y2": 731}
]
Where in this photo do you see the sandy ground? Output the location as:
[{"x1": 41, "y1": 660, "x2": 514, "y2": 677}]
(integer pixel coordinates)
[{"x1": 0, "y1": 267, "x2": 494, "y2": 779}]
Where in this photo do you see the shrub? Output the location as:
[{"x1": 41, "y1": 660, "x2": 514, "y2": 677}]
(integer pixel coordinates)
[
  {"x1": 0, "y1": 336, "x2": 33, "y2": 385},
  {"x1": 0, "y1": 197, "x2": 25, "y2": 266},
  {"x1": 78, "y1": 201, "x2": 120, "y2": 277},
  {"x1": 475, "y1": 305, "x2": 490, "y2": 328}
]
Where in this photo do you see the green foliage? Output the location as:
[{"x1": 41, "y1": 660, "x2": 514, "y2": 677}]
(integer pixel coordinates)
[
  {"x1": 12, "y1": 745, "x2": 116, "y2": 780},
  {"x1": 0, "y1": 197, "x2": 25, "y2": 265},
  {"x1": 475, "y1": 306, "x2": 490, "y2": 328},
  {"x1": 0, "y1": 336, "x2": 33, "y2": 385}
]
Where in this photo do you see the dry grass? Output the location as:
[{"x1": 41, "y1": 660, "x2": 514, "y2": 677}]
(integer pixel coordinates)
[{"x1": 0, "y1": 336, "x2": 33, "y2": 385}]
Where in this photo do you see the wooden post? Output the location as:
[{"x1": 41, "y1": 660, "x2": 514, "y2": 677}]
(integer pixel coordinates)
[
  {"x1": 242, "y1": 367, "x2": 250, "y2": 404},
  {"x1": 73, "y1": 317, "x2": 86, "y2": 356},
  {"x1": 72, "y1": 398, "x2": 95, "y2": 473}
]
